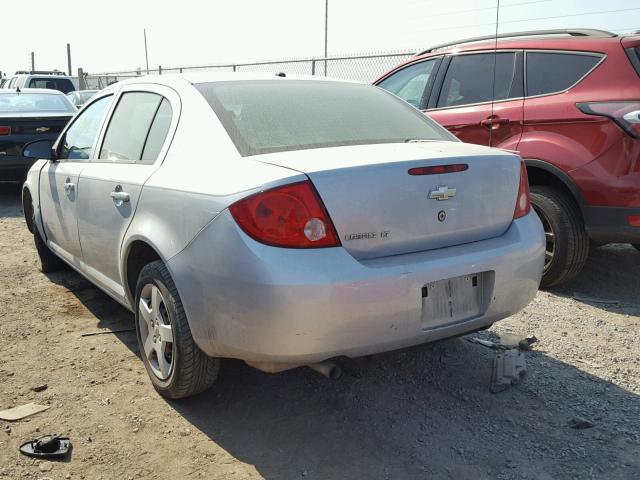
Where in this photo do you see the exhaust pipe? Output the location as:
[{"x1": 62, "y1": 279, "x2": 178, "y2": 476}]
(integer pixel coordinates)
[{"x1": 308, "y1": 361, "x2": 342, "y2": 380}]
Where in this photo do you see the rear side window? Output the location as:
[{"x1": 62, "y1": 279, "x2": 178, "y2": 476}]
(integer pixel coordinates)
[
  {"x1": 437, "y1": 52, "x2": 523, "y2": 108},
  {"x1": 526, "y1": 52, "x2": 601, "y2": 96},
  {"x1": 99, "y1": 92, "x2": 163, "y2": 163},
  {"x1": 377, "y1": 58, "x2": 439, "y2": 108},
  {"x1": 28, "y1": 78, "x2": 75, "y2": 94},
  {"x1": 196, "y1": 80, "x2": 453, "y2": 157},
  {"x1": 140, "y1": 98, "x2": 173, "y2": 164},
  {"x1": 625, "y1": 46, "x2": 640, "y2": 77}
]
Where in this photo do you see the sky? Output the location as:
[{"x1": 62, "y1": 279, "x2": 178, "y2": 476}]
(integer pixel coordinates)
[{"x1": 1, "y1": 0, "x2": 638, "y2": 76}]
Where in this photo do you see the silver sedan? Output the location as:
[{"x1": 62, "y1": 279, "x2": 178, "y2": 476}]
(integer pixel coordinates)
[{"x1": 22, "y1": 73, "x2": 544, "y2": 398}]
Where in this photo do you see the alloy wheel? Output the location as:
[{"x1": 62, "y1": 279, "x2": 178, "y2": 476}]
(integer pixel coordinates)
[
  {"x1": 138, "y1": 284, "x2": 174, "y2": 380},
  {"x1": 533, "y1": 205, "x2": 555, "y2": 273}
]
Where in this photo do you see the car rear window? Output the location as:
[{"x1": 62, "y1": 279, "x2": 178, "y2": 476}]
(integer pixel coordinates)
[
  {"x1": 525, "y1": 52, "x2": 602, "y2": 97},
  {"x1": 195, "y1": 80, "x2": 453, "y2": 157},
  {"x1": 28, "y1": 77, "x2": 75, "y2": 94},
  {"x1": 0, "y1": 93, "x2": 75, "y2": 113}
]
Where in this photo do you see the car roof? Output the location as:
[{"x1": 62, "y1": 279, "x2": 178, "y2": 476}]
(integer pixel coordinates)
[
  {"x1": 0, "y1": 88, "x2": 66, "y2": 95},
  {"x1": 110, "y1": 72, "x2": 360, "y2": 89}
]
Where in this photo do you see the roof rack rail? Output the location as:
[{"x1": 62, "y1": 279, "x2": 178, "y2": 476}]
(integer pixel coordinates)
[
  {"x1": 13, "y1": 70, "x2": 67, "y2": 76},
  {"x1": 415, "y1": 29, "x2": 617, "y2": 56}
]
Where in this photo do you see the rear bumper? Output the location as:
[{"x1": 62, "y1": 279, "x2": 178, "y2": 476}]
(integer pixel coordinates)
[
  {"x1": 0, "y1": 157, "x2": 35, "y2": 182},
  {"x1": 584, "y1": 205, "x2": 640, "y2": 244},
  {"x1": 167, "y1": 210, "x2": 545, "y2": 367}
]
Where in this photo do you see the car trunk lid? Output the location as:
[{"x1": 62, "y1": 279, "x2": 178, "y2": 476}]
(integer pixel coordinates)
[
  {"x1": 0, "y1": 114, "x2": 71, "y2": 159},
  {"x1": 252, "y1": 141, "x2": 522, "y2": 259}
]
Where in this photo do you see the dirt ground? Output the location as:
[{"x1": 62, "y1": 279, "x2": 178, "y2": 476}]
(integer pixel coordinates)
[{"x1": 0, "y1": 183, "x2": 638, "y2": 480}]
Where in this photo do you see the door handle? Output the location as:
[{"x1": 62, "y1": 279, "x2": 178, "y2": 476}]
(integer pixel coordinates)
[
  {"x1": 110, "y1": 185, "x2": 130, "y2": 204},
  {"x1": 480, "y1": 116, "x2": 510, "y2": 128},
  {"x1": 63, "y1": 181, "x2": 75, "y2": 192},
  {"x1": 110, "y1": 191, "x2": 130, "y2": 203}
]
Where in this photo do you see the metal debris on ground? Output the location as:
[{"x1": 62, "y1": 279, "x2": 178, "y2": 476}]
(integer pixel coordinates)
[
  {"x1": 80, "y1": 328, "x2": 136, "y2": 337},
  {"x1": 467, "y1": 337, "x2": 502, "y2": 349},
  {"x1": 572, "y1": 293, "x2": 620, "y2": 305},
  {"x1": 568, "y1": 417, "x2": 596, "y2": 429},
  {"x1": 518, "y1": 336, "x2": 538, "y2": 351},
  {"x1": 19, "y1": 434, "x2": 72, "y2": 459},
  {"x1": 0, "y1": 403, "x2": 50, "y2": 421},
  {"x1": 490, "y1": 349, "x2": 527, "y2": 393}
]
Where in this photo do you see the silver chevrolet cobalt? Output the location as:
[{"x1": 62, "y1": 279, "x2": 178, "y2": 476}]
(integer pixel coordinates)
[{"x1": 22, "y1": 73, "x2": 544, "y2": 398}]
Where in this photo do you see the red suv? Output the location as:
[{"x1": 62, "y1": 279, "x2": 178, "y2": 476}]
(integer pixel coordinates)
[{"x1": 375, "y1": 29, "x2": 640, "y2": 287}]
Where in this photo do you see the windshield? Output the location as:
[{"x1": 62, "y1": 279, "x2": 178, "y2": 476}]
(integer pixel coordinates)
[
  {"x1": 195, "y1": 80, "x2": 454, "y2": 157},
  {"x1": 0, "y1": 93, "x2": 75, "y2": 114}
]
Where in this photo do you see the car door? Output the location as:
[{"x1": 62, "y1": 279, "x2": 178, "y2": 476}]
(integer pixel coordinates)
[
  {"x1": 39, "y1": 95, "x2": 113, "y2": 266},
  {"x1": 426, "y1": 51, "x2": 524, "y2": 147},
  {"x1": 76, "y1": 85, "x2": 177, "y2": 299}
]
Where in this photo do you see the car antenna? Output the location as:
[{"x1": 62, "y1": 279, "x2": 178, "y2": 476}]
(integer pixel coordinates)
[{"x1": 16, "y1": 87, "x2": 21, "y2": 93}]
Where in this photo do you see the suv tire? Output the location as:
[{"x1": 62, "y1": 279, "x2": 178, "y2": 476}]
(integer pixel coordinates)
[
  {"x1": 530, "y1": 186, "x2": 589, "y2": 288},
  {"x1": 135, "y1": 260, "x2": 219, "y2": 399}
]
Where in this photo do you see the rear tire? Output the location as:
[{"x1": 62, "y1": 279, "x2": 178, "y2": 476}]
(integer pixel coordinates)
[
  {"x1": 135, "y1": 260, "x2": 219, "y2": 399},
  {"x1": 530, "y1": 186, "x2": 589, "y2": 288},
  {"x1": 33, "y1": 225, "x2": 67, "y2": 273}
]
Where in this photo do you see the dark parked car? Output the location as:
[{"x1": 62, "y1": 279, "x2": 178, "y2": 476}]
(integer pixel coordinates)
[
  {"x1": 0, "y1": 89, "x2": 76, "y2": 182},
  {"x1": 375, "y1": 29, "x2": 640, "y2": 286}
]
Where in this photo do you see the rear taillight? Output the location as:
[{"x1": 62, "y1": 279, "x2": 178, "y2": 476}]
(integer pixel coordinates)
[
  {"x1": 229, "y1": 180, "x2": 341, "y2": 248},
  {"x1": 628, "y1": 215, "x2": 640, "y2": 227},
  {"x1": 513, "y1": 160, "x2": 531, "y2": 219},
  {"x1": 577, "y1": 102, "x2": 640, "y2": 138},
  {"x1": 0, "y1": 126, "x2": 11, "y2": 136}
]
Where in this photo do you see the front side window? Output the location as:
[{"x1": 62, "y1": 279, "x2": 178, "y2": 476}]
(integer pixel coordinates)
[
  {"x1": 59, "y1": 95, "x2": 112, "y2": 161},
  {"x1": 437, "y1": 52, "x2": 522, "y2": 108},
  {"x1": 196, "y1": 80, "x2": 453, "y2": 157},
  {"x1": 377, "y1": 59, "x2": 438, "y2": 108},
  {"x1": 28, "y1": 78, "x2": 75, "y2": 94},
  {"x1": 99, "y1": 92, "x2": 163, "y2": 163},
  {"x1": 526, "y1": 52, "x2": 602, "y2": 97}
]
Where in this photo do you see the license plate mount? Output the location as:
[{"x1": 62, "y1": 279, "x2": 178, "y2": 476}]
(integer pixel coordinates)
[{"x1": 421, "y1": 272, "x2": 490, "y2": 329}]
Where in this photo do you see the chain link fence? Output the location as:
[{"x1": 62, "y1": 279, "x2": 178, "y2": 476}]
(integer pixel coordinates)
[{"x1": 83, "y1": 51, "x2": 415, "y2": 90}]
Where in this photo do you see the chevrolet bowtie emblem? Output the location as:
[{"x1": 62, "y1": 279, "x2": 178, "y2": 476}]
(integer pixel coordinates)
[
  {"x1": 36, "y1": 127, "x2": 50, "y2": 133},
  {"x1": 428, "y1": 185, "x2": 456, "y2": 201}
]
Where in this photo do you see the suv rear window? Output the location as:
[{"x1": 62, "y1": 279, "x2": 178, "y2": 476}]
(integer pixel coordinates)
[
  {"x1": 28, "y1": 77, "x2": 75, "y2": 94},
  {"x1": 195, "y1": 80, "x2": 452, "y2": 157},
  {"x1": 526, "y1": 52, "x2": 601, "y2": 97}
]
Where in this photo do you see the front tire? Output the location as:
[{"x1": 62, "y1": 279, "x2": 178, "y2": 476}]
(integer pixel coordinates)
[
  {"x1": 135, "y1": 260, "x2": 219, "y2": 399},
  {"x1": 33, "y1": 226, "x2": 67, "y2": 273},
  {"x1": 530, "y1": 186, "x2": 589, "y2": 288}
]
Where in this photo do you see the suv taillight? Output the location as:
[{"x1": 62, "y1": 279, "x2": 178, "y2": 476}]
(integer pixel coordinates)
[
  {"x1": 577, "y1": 102, "x2": 640, "y2": 138},
  {"x1": 229, "y1": 180, "x2": 341, "y2": 248},
  {"x1": 514, "y1": 160, "x2": 531, "y2": 219}
]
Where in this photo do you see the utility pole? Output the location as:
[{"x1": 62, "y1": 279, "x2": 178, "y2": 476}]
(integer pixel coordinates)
[
  {"x1": 144, "y1": 29, "x2": 149, "y2": 74},
  {"x1": 67, "y1": 43, "x2": 72, "y2": 76},
  {"x1": 31, "y1": 52, "x2": 35, "y2": 71},
  {"x1": 324, "y1": 0, "x2": 328, "y2": 76}
]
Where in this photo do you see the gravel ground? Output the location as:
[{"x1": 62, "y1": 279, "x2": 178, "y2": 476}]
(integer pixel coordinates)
[{"x1": 0, "y1": 183, "x2": 638, "y2": 480}]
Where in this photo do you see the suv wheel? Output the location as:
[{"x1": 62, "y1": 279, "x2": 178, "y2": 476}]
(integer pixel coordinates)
[
  {"x1": 530, "y1": 186, "x2": 589, "y2": 288},
  {"x1": 135, "y1": 260, "x2": 219, "y2": 399}
]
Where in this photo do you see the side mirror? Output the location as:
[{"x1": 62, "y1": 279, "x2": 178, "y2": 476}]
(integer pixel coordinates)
[{"x1": 22, "y1": 140, "x2": 56, "y2": 161}]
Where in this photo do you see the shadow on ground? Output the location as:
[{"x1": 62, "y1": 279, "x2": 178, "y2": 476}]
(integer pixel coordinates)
[{"x1": 551, "y1": 243, "x2": 640, "y2": 316}]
